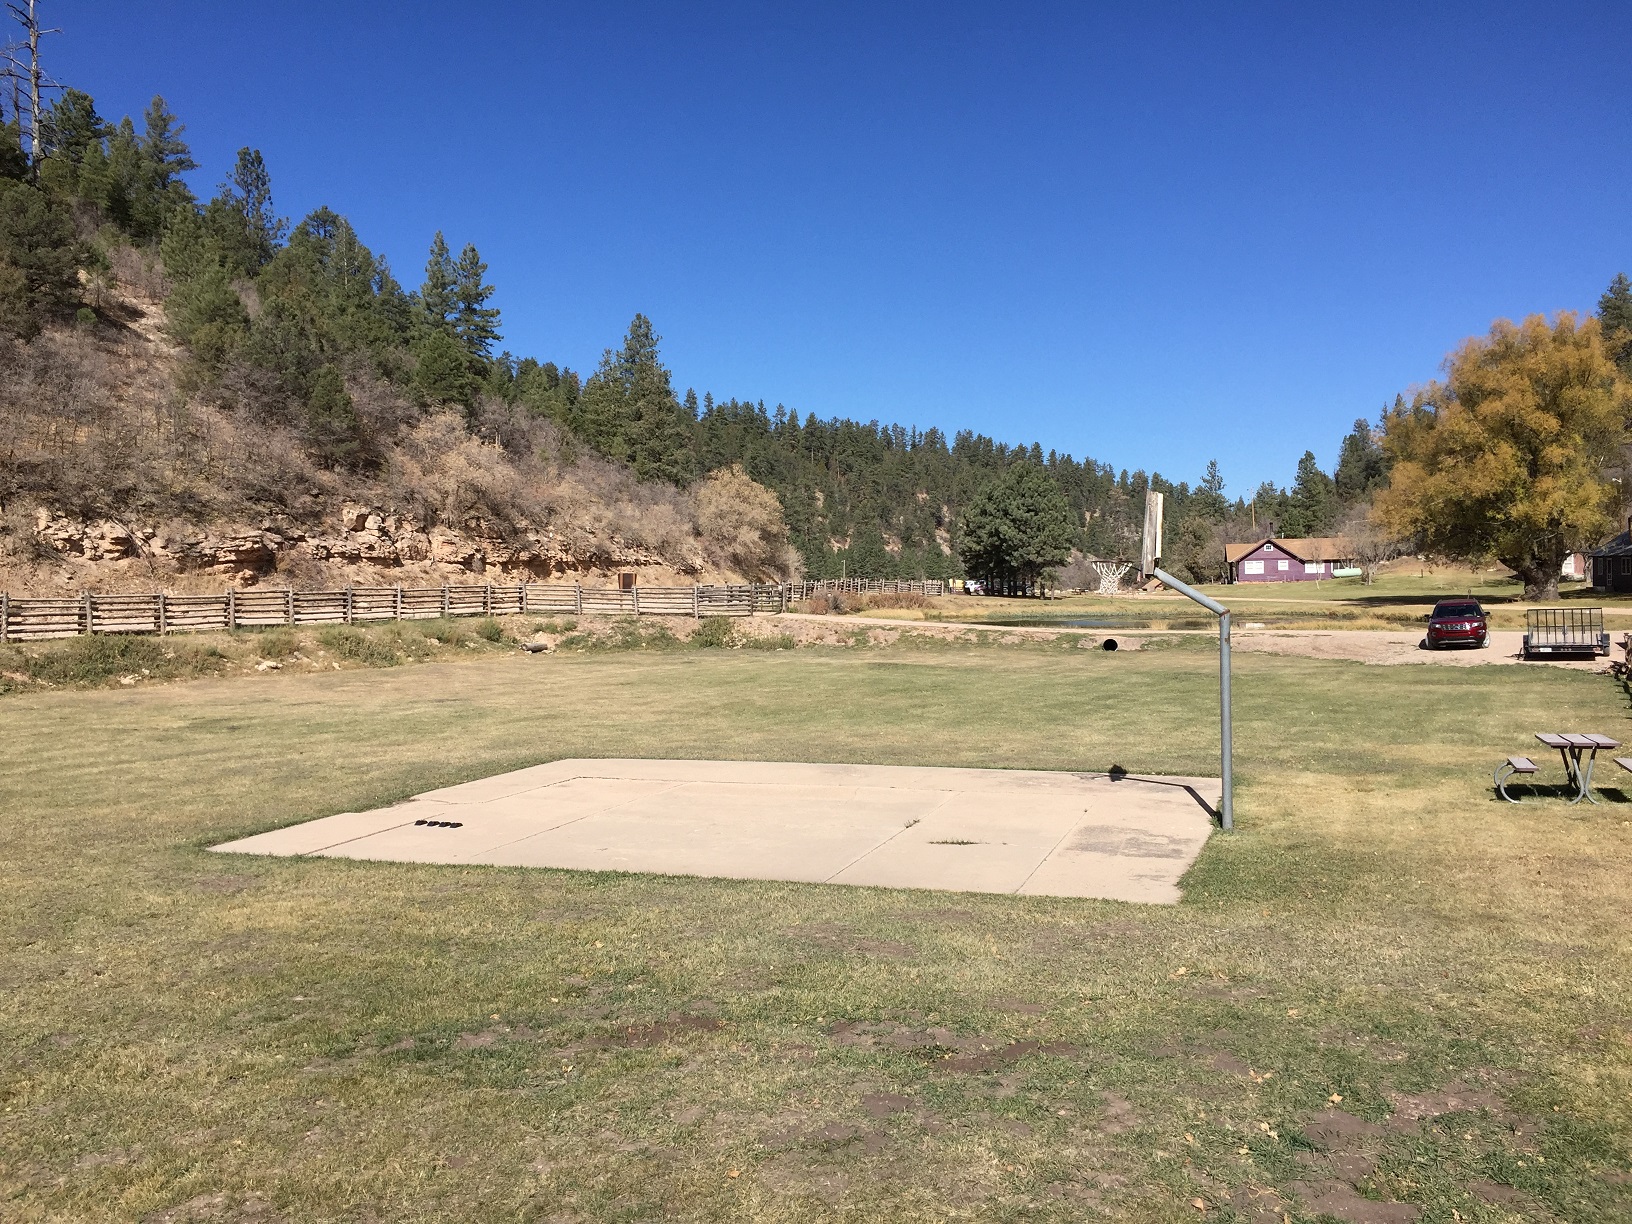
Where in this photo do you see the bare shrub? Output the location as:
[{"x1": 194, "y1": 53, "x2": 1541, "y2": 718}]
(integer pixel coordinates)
[
  {"x1": 865, "y1": 591, "x2": 928, "y2": 610},
  {"x1": 1055, "y1": 550, "x2": 1097, "y2": 592},
  {"x1": 348, "y1": 368, "x2": 419, "y2": 452},
  {"x1": 389, "y1": 412, "x2": 538, "y2": 532},
  {"x1": 107, "y1": 245, "x2": 170, "y2": 302},
  {"x1": 1338, "y1": 503, "x2": 1405, "y2": 584},
  {"x1": 694, "y1": 463, "x2": 800, "y2": 581}
]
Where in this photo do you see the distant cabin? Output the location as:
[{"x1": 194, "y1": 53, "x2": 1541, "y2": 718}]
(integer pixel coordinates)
[
  {"x1": 1589, "y1": 522, "x2": 1632, "y2": 591},
  {"x1": 1225, "y1": 537, "x2": 1356, "y2": 583}
]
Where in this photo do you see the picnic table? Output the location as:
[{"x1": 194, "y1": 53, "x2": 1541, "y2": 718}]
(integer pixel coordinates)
[{"x1": 1535, "y1": 732, "x2": 1620, "y2": 804}]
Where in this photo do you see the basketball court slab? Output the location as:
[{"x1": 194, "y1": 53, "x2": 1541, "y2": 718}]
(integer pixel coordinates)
[{"x1": 212, "y1": 759, "x2": 1220, "y2": 903}]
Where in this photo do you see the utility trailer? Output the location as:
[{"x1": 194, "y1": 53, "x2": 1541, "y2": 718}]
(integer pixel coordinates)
[{"x1": 1523, "y1": 607, "x2": 1610, "y2": 658}]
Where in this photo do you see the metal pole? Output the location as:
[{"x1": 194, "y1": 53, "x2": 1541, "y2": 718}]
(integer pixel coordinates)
[
  {"x1": 1152, "y1": 567, "x2": 1233, "y2": 831},
  {"x1": 1219, "y1": 610, "x2": 1233, "y2": 831}
]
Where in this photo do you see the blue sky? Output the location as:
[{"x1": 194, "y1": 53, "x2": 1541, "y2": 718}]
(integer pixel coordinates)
[{"x1": 55, "y1": 1, "x2": 1632, "y2": 494}]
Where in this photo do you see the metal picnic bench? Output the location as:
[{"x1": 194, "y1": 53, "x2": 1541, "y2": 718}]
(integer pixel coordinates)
[{"x1": 1495, "y1": 732, "x2": 1622, "y2": 803}]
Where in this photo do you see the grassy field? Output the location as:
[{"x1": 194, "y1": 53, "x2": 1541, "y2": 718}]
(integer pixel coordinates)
[{"x1": 2, "y1": 638, "x2": 1630, "y2": 1221}]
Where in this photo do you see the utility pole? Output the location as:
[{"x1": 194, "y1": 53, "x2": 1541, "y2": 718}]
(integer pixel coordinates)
[{"x1": 4, "y1": 0, "x2": 60, "y2": 183}]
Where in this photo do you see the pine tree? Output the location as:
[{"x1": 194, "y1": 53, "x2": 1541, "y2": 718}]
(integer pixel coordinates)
[
  {"x1": 579, "y1": 314, "x2": 695, "y2": 481},
  {"x1": 100, "y1": 117, "x2": 142, "y2": 232},
  {"x1": 0, "y1": 121, "x2": 28, "y2": 182},
  {"x1": 414, "y1": 327, "x2": 475, "y2": 405},
  {"x1": 204, "y1": 147, "x2": 285, "y2": 274},
  {"x1": 1193, "y1": 459, "x2": 1227, "y2": 520},
  {"x1": 135, "y1": 95, "x2": 196, "y2": 239},
  {"x1": 0, "y1": 178, "x2": 82, "y2": 338},
  {"x1": 419, "y1": 232, "x2": 456, "y2": 334},
  {"x1": 305, "y1": 363, "x2": 360, "y2": 466},
  {"x1": 1282, "y1": 451, "x2": 1337, "y2": 537},
  {"x1": 37, "y1": 88, "x2": 108, "y2": 194},
  {"x1": 1601, "y1": 273, "x2": 1632, "y2": 373},
  {"x1": 959, "y1": 463, "x2": 1075, "y2": 588},
  {"x1": 140, "y1": 95, "x2": 196, "y2": 191},
  {"x1": 452, "y1": 242, "x2": 500, "y2": 359},
  {"x1": 159, "y1": 205, "x2": 221, "y2": 283},
  {"x1": 163, "y1": 264, "x2": 248, "y2": 367},
  {"x1": 1334, "y1": 417, "x2": 1390, "y2": 503}
]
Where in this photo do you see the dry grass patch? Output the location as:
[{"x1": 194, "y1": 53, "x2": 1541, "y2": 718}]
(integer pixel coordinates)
[{"x1": 0, "y1": 646, "x2": 1629, "y2": 1220}]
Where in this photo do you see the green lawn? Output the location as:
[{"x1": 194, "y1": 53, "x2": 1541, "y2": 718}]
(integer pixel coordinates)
[{"x1": 2, "y1": 640, "x2": 1629, "y2": 1221}]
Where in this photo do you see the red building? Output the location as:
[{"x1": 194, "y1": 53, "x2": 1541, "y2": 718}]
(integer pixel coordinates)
[{"x1": 1225, "y1": 537, "x2": 1356, "y2": 583}]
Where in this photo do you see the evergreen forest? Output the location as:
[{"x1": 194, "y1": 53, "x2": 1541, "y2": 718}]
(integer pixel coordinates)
[{"x1": 3, "y1": 23, "x2": 1629, "y2": 586}]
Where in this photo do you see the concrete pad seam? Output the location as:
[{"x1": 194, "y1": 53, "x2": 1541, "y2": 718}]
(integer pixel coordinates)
[
  {"x1": 563, "y1": 771, "x2": 964, "y2": 795},
  {"x1": 1013, "y1": 806, "x2": 1090, "y2": 895},
  {"x1": 290, "y1": 815, "x2": 422, "y2": 857},
  {"x1": 446, "y1": 779, "x2": 694, "y2": 861},
  {"x1": 822, "y1": 789, "x2": 961, "y2": 884}
]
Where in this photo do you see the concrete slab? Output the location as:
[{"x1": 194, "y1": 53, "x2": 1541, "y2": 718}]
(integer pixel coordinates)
[{"x1": 212, "y1": 759, "x2": 1219, "y2": 903}]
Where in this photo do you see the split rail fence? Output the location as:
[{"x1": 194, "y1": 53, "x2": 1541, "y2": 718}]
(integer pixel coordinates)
[
  {"x1": 785, "y1": 579, "x2": 948, "y2": 599},
  {"x1": 0, "y1": 577, "x2": 953, "y2": 642}
]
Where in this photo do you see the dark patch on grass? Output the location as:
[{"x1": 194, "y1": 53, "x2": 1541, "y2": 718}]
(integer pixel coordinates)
[
  {"x1": 1284, "y1": 1177, "x2": 1421, "y2": 1222},
  {"x1": 191, "y1": 874, "x2": 259, "y2": 894},
  {"x1": 988, "y1": 998, "x2": 1048, "y2": 1014},
  {"x1": 785, "y1": 923, "x2": 917, "y2": 960},
  {"x1": 1301, "y1": 1109, "x2": 1386, "y2": 1151},
  {"x1": 615, "y1": 1013, "x2": 724, "y2": 1047},
  {"x1": 931, "y1": 1040, "x2": 1080, "y2": 1073},
  {"x1": 858, "y1": 1092, "x2": 915, "y2": 1118}
]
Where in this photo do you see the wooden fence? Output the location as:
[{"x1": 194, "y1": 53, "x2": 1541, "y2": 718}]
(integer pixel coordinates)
[
  {"x1": 0, "y1": 582, "x2": 800, "y2": 642},
  {"x1": 785, "y1": 578, "x2": 948, "y2": 599}
]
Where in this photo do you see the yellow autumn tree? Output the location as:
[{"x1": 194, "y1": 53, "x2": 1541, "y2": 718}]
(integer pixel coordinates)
[
  {"x1": 1377, "y1": 312, "x2": 1632, "y2": 598},
  {"x1": 694, "y1": 463, "x2": 801, "y2": 581}
]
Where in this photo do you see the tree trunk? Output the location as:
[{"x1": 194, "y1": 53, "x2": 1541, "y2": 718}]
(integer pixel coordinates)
[
  {"x1": 1524, "y1": 575, "x2": 1560, "y2": 601},
  {"x1": 1508, "y1": 560, "x2": 1559, "y2": 601}
]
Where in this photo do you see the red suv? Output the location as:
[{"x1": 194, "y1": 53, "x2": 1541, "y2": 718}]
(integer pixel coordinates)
[{"x1": 1426, "y1": 598, "x2": 1489, "y2": 649}]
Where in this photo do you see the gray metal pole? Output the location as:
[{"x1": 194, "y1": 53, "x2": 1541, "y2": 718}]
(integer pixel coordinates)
[
  {"x1": 1151, "y1": 567, "x2": 1233, "y2": 831},
  {"x1": 1219, "y1": 609, "x2": 1233, "y2": 831}
]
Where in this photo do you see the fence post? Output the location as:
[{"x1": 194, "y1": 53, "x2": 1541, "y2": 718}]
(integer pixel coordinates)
[
  {"x1": 83, "y1": 590, "x2": 94, "y2": 635},
  {"x1": 287, "y1": 589, "x2": 295, "y2": 626},
  {"x1": 780, "y1": 582, "x2": 788, "y2": 613},
  {"x1": 692, "y1": 584, "x2": 699, "y2": 619},
  {"x1": 157, "y1": 592, "x2": 167, "y2": 636},
  {"x1": 632, "y1": 584, "x2": 640, "y2": 617},
  {"x1": 345, "y1": 587, "x2": 354, "y2": 624},
  {"x1": 521, "y1": 583, "x2": 529, "y2": 615},
  {"x1": 575, "y1": 584, "x2": 583, "y2": 616},
  {"x1": 395, "y1": 585, "x2": 403, "y2": 620},
  {"x1": 226, "y1": 589, "x2": 236, "y2": 631},
  {"x1": 484, "y1": 583, "x2": 492, "y2": 615},
  {"x1": 1, "y1": 591, "x2": 7, "y2": 643},
  {"x1": 441, "y1": 586, "x2": 450, "y2": 618}
]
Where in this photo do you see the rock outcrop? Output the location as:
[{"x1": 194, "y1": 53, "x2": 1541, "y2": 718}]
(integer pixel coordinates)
[{"x1": 11, "y1": 504, "x2": 702, "y2": 592}]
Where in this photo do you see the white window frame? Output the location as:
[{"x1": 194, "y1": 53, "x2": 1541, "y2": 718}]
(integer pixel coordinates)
[
  {"x1": 1242, "y1": 559, "x2": 1264, "y2": 575},
  {"x1": 1304, "y1": 561, "x2": 1324, "y2": 574},
  {"x1": 1276, "y1": 560, "x2": 1289, "y2": 571}
]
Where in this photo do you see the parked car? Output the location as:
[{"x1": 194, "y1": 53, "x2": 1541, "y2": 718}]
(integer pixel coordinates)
[{"x1": 1425, "y1": 598, "x2": 1489, "y2": 649}]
